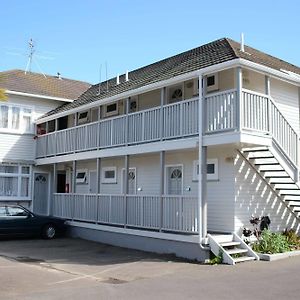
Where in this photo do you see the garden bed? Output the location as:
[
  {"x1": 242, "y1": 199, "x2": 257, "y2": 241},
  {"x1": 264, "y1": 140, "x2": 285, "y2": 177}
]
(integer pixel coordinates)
[{"x1": 258, "y1": 250, "x2": 300, "y2": 261}]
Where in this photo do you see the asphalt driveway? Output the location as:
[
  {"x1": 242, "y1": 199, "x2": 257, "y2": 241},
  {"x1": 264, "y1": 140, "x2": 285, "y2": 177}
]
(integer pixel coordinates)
[{"x1": 0, "y1": 238, "x2": 300, "y2": 299}]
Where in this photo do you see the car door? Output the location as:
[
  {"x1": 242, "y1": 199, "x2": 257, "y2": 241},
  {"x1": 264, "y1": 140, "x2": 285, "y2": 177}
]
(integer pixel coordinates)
[
  {"x1": 5, "y1": 206, "x2": 39, "y2": 237},
  {"x1": 0, "y1": 205, "x2": 10, "y2": 236}
]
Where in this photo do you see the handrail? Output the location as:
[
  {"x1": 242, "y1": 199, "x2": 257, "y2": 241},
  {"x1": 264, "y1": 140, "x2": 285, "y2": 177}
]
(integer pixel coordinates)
[
  {"x1": 242, "y1": 88, "x2": 298, "y2": 137},
  {"x1": 204, "y1": 88, "x2": 237, "y2": 99}
]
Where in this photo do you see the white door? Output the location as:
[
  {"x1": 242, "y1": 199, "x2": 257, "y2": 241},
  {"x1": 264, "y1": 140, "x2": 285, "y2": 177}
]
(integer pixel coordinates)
[
  {"x1": 33, "y1": 173, "x2": 49, "y2": 215},
  {"x1": 89, "y1": 171, "x2": 97, "y2": 193},
  {"x1": 167, "y1": 166, "x2": 182, "y2": 195},
  {"x1": 122, "y1": 168, "x2": 136, "y2": 194}
]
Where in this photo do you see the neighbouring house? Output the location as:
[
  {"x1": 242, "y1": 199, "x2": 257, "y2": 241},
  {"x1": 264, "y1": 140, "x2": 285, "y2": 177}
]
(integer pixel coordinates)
[
  {"x1": 33, "y1": 38, "x2": 300, "y2": 264},
  {"x1": 0, "y1": 70, "x2": 90, "y2": 210}
]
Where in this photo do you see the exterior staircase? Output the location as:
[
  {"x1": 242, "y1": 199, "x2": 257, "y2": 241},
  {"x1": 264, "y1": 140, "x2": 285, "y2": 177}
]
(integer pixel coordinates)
[
  {"x1": 208, "y1": 233, "x2": 259, "y2": 265},
  {"x1": 241, "y1": 147, "x2": 300, "y2": 218}
]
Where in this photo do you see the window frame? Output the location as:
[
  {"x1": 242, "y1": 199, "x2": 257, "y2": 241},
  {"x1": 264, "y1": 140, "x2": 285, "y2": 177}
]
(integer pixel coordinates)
[
  {"x1": 76, "y1": 170, "x2": 88, "y2": 184},
  {"x1": 77, "y1": 111, "x2": 89, "y2": 124},
  {"x1": 206, "y1": 73, "x2": 219, "y2": 92},
  {"x1": 0, "y1": 164, "x2": 32, "y2": 200},
  {"x1": 0, "y1": 104, "x2": 34, "y2": 134},
  {"x1": 193, "y1": 159, "x2": 219, "y2": 181},
  {"x1": 104, "y1": 102, "x2": 119, "y2": 117},
  {"x1": 101, "y1": 166, "x2": 117, "y2": 184}
]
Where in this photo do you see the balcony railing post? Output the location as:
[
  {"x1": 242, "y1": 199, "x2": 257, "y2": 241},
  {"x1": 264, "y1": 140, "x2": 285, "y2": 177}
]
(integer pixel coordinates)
[
  {"x1": 236, "y1": 67, "x2": 242, "y2": 131},
  {"x1": 160, "y1": 87, "x2": 165, "y2": 140}
]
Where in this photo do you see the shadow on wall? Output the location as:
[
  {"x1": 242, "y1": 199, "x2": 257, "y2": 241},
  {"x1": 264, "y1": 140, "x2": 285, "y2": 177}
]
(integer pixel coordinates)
[{"x1": 234, "y1": 152, "x2": 300, "y2": 235}]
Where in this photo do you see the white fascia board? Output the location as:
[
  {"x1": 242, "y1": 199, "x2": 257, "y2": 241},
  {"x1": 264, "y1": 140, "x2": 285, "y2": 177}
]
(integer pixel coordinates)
[
  {"x1": 6, "y1": 90, "x2": 74, "y2": 103},
  {"x1": 35, "y1": 137, "x2": 198, "y2": 165},
  {"x1": 36, "y1": 59, "x2": 241, "y2": 124},
  {"x1": 239, "y1": 59, "x2": 300, "y2": 86}
]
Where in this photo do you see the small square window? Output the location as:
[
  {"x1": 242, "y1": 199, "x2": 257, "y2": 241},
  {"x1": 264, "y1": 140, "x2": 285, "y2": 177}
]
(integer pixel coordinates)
[
  {"x1": 78, "y1": 111, "x2": 89, "y2": 124},
  {"x1": 76, "y1": 170, "x2": 87, "y2": 184},
  {"x1": 104, "y1": 102, "x2": 118, "y2": 117},
  {"x1": 102, "y1": 167, "x2": 117, "y2": 183},
  {"x1": 206, "y1": 73, "x2": 219, "y2": 92},
  {"x1": 193, "y1": 159, "x2": 219, "y2": 181}
]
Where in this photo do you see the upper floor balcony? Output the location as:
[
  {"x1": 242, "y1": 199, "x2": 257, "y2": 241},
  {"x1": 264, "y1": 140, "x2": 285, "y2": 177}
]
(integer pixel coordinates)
[{"x1": 36, "y1": 87, "x2": 299, "y2": 170}]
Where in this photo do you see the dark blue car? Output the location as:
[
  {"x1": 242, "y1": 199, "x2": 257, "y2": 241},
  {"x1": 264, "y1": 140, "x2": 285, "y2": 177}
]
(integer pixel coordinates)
[{"x1": 0, "y1": 204, "x2": 66, "y2": 239}]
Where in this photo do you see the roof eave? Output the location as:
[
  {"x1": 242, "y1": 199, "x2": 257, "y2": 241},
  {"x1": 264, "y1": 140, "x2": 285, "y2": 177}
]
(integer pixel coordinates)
[{"x1": 6, "y1": 90, "x2": 74, "y2": 103}]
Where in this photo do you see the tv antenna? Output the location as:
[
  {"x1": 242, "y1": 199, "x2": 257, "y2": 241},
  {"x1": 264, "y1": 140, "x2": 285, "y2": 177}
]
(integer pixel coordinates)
[
  {"x1": 24, "y1": 38, "x2": 46, "y2": 77},
  {"x1": 5, "y1": 38, "x2": 55, "y2": 77}
]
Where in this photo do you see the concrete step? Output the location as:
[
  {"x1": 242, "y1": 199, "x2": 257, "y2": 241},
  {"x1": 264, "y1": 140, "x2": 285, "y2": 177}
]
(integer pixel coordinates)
[
  {"x1": 210, "y1": 234, "x2": 233, "y2": 243},
  {"x1": 226, "y1": 248, "x2": 248, "y2": 255},
  {"x1": 234, "y1": 256, "x2": 256, "y2": 263},
  {"x1": 220, "y1": 241, "x2": 241, "y2": 247}
]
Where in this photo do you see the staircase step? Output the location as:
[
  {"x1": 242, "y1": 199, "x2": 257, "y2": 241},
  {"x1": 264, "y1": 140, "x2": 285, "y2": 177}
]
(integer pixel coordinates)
[
  {"x1": 263, "y1": 171, "x2": 289, "y2": 178},
  {"x1": 258, "y1": 165, "x2": 284, "y2": 171},
  {"x1": 267, "y1": 178, "x2": 294, "y2": 184},
  {"x1": 210, "y1": 234, "x2": 233, "y2": 243},
  {"x1": 285, "y1": 200, "x2": 300, "y2": 207},
  {"x1": 246, "y1": 151, "x2": 274, "y2": 159},
  {"x1": 274, "y1": 184, "x2": 299, "y2": 190},
  {"x1": 283, "y1": 195, "x2": 300, "y2": 201},
  {"x1": 293, "y1": 207, "x2": 300, "y2": 212},
  {"x1": 234, "y1": 256, "x2": 256, "y2": 263},
  {"x1": 226, "y1": 248, "x2": 248, "y2": 255},
  {"x1": 220, "y1": 241, "x2": 241, "y2": 247},
  {"x1": 280, "y1": 190, "x2": 300, "y2": 195},
  {"x1": 252, "y1": 158, "x2": 279, "y2": 165},
  {"x1": 242, "y1": 147, "x2": 269, "y2": 153}
]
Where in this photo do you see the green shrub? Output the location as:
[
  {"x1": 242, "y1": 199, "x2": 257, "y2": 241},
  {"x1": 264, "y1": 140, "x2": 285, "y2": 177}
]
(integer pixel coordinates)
[
  {"x1": 252, "y1": 230, "x2": 291, "y2": 254},
  {"x1": 282, "y1": 229, "x2": 300, "y2": 250},
  {"x1": 209, "y1": 250, "x2": 223, "y2": 265}
]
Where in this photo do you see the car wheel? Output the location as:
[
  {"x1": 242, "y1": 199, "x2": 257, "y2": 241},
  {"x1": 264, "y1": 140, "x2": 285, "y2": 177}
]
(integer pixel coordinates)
[{"x1": 42, "y1": 224, "x2": 56, "y2": 239}]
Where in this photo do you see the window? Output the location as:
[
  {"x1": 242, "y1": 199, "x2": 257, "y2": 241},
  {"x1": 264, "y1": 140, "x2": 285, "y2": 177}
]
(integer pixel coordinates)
[
  {"x1": 0, "y1": 164, "x2": 31, "y2": 199},
  {"x1": 206, "y1": 73, "x2": 219, "y2": 92},
  {"x1": 129, "y1": 97, "x2": 138, "y2": 113},
  {"x1": 76, "y1": 170, "x2": 87, "y2": 184},
  {"x1": 78, "y1": 111, "x2": 89, "y2": 124},
  {"x1": 193, "y1": 159, "x2": 219, "y2": 181},
  {"x1": 7, "y1": 206, "x2": 29, "y2": 217},
  {"x1": 0, "y1": 105, "x2": 33, "y2": 133},
  {"x1": 104, "y1": 102, "x2": 118, "y2": 117},
  {"x1": 102, "y1": 167, "x2": 117, "y2": 184},
  {"x1": 168, "y1": 84, "x2": 183, "y2": 104}
]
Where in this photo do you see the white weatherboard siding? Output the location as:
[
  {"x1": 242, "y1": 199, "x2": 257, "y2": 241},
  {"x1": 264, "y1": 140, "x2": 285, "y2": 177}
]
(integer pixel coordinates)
[
  {"x1": 0, "y1": 133, "x2": 35, "y2": 162},
  {"x1": 270, "y1": 78, "x2": 299, "y2": 133},
  {"x1": 234, "y1": 152, "x2": 300, "y2": 234},
  {"x1": 206, "y1": 147, "x2": 235, "y2": 233}
]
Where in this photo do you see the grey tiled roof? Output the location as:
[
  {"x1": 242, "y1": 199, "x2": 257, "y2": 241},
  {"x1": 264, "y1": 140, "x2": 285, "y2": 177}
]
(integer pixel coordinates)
[
  {"x1": 41, "y1": 38, "x2": 300, "y2": 119},
  {"x1": 0, "y1": 69, "x2": 91, "y2": 100}
]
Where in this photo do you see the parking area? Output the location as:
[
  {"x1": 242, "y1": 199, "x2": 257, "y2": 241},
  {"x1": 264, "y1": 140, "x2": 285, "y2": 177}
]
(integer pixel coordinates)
[{"x1": 1, "y1": 237, "x2": 300, "y2": 299}]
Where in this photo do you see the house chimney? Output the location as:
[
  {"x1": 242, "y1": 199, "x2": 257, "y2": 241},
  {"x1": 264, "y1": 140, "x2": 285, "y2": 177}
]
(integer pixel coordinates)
[
  {"x1": 57, "y1": 72, "x2": 62, "y2": 79},
  {"x1": 125, "y1": 70, "x2": 129, "y2": 82},
  {"x1": 116, "y1": 74, "x2": 120, "y2": 85},
  {"x1": 240, "y1": 33, "x2": 245, "y2": 52}
]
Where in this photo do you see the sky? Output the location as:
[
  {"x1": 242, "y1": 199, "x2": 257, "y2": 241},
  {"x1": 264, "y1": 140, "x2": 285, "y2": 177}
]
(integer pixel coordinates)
[{"x1": 1, "y1": 0, "x2": 299, "y2": 84}]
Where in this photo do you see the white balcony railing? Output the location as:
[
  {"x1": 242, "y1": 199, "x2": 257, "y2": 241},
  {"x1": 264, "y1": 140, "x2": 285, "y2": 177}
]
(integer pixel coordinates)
[
  {"x1": 52, "y1": 193, "x2": 198, "y2": 233},
  {"x1": 37, "y1": 89, "x2": 299, "y2": 170},
  {"x1": 36, "y1": 97, "x2": 199, "y2": 158}
]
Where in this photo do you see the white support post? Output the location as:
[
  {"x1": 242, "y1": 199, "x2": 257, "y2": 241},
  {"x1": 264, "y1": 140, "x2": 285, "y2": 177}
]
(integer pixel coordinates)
[
  {"x1": 298, "y1": 87, "x2": 300, "y2": 180},
  {"x1": 51, "y1": 163, "x2": 57, "y2": 216},
  {"x1": 124, "y1": 155, "x2": 129, "y2": 227},
  {"x1": 96, "y1": 158, "x2": 101, "y2": 194},
  {"x1": 198, "y1": 74, "x2": 205, "y2": 243},
  {"x1": 159, "y1": 151, "x2": 165, "y2": 231},
  {"x1": 201, "y1": 146, "x2": 207, "y2": 237},
  {"x1": 125, "y1": 98, "x2": 129, "y2": 145},
  {"x1": 236, "y1": 67, "x2": 243, "y2": 131},
  {"x1": 72, "y1": 161, "x2": 77, "y2": 193},
  {"x1": 265, "y1": 75, "x2": 270, "y2": 96}
]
